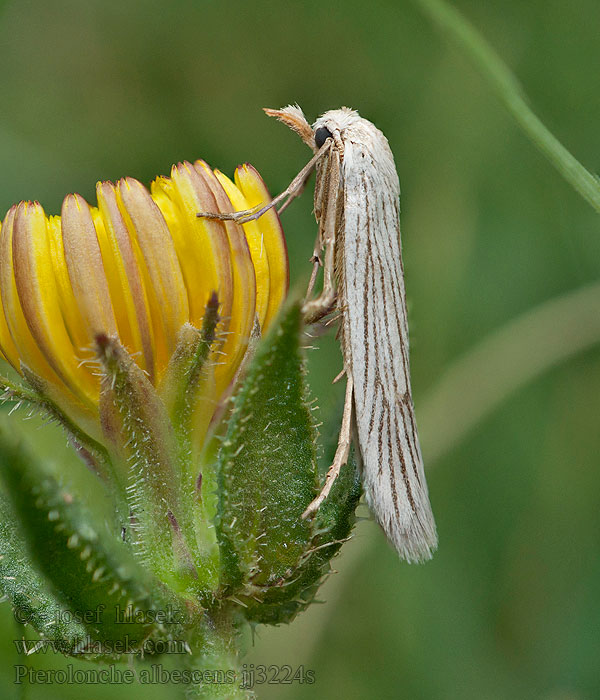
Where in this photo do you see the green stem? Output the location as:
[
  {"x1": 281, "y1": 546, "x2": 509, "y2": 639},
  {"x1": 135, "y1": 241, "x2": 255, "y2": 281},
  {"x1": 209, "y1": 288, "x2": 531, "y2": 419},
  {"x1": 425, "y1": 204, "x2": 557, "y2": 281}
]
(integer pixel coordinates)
[
  {"x1": 410, "y1": 0, "x2": 600, "y2": 215},
  {"x1": 184, "y1": 609, "x2": 252, "y2": 699}
]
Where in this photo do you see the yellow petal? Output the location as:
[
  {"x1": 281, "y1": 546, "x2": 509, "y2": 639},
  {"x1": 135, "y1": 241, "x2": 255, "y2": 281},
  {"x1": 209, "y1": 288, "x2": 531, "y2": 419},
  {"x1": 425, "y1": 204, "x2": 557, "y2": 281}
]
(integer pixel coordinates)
[
  {"x1": 194, "y1": 161, "x2": 256, "y2": 391},
  {"x1": 159, "y1": 163, "x2": 233, "y2": 326},
  {"x1": 117, "y1": 177, "x2": 189, "y2": 379},
  {"x1": 61, "y1": 194, "x2": 119, "y2": 345},
  {"x1": 96, "y1": 181, "x2": 156, "y2": 382},
  {"x1": 0, "y1": 301, "x2": 17, "y2": 367},
  {"x1": 0, "y1": 210, "x2": 20, "y2": 369},
  {"x1": 234, "y1": 164, "x2": 289, "y2": 329},
  {"x1": 213, "y1": 169, "x2": 270, "y2": 329},
  {"x1": 150, "y1": 175, "x2": 206, "y2": 329},
  {"x1": 11, "y1": 202, "x2": 97, "y2": 405},
  {"x1": 1, "y1": 206, "x2": 47, "y2": 376},
  {"x1": 45, "y1": 213, "x2": 89, "y2": 356},
  {"x1": 154, "y1": 163, "x2": 236, "y2": 394}
]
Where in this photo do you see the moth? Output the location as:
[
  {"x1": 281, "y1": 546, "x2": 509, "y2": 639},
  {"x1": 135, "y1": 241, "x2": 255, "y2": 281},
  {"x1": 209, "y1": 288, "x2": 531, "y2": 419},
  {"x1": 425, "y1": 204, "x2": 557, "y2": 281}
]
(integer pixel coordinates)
[{"x1": 200, "y1": 106, "x2": 437, "y2": 562}]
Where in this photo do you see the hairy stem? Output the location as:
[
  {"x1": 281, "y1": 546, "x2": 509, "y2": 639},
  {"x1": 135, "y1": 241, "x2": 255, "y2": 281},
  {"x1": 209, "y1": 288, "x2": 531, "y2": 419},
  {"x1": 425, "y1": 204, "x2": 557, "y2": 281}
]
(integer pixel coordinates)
[{"x1": 183, "y1": 610, "x2": 251, "y2": 699}]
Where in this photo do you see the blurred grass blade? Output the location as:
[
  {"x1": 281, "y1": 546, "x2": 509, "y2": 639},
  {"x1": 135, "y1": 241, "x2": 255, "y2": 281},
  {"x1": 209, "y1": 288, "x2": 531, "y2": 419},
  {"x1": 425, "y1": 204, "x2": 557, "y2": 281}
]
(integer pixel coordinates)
[
  {"x1": 420, "y1": 281, "x2": 600, "y2": 463},
  {"x1": 411, "y1": 0, "x2": 600, "y2": 215}
]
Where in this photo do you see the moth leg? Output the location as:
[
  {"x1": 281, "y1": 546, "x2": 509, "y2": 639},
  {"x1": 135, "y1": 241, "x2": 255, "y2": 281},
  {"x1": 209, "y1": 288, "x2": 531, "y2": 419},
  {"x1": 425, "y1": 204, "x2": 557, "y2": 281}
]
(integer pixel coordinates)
[
  {"x1": 276, "y1": 169, "x2": 312, "y2": 216},
  {"x1": 332, "y1": 367, "x2": 346, "y2": 383},
  {"x1": 302, "y1": 147, "x2": 340, "y2": 324},
  {"x1": 196, "y1": 142, "x2": 330, "y2": 224},
  {"x1": 305, "y1": 254, "x2": 321, "y2": 300},
  {"x1": 302, "y1": 373, "x2": 354, "y2": 519}
]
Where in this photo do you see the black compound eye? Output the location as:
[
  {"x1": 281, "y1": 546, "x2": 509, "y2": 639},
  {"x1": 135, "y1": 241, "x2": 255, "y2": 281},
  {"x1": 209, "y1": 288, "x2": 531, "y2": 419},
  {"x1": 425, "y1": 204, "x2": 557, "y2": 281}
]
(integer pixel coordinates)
[{"x1": 314, "y1": 126, "x2": 333, "y2": 149}]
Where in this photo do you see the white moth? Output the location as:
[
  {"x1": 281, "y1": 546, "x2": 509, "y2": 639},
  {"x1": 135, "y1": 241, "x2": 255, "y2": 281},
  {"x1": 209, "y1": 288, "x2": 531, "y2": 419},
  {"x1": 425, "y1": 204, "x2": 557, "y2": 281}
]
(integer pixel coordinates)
[{"x1": 201, "y1": 105, "x2": 437, "y2": 563}]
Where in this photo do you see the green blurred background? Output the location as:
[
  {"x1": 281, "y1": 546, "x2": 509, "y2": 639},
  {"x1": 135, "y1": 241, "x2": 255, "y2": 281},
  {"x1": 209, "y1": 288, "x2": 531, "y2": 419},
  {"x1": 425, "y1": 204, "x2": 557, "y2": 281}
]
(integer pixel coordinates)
[{"x1": 1, "y1": 0, "x2": 600, "y2": 698}]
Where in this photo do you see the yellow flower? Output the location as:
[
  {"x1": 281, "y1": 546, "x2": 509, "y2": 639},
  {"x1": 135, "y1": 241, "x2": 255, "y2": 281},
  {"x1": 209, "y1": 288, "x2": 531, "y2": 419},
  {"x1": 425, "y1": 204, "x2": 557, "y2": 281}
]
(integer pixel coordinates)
[{"x1": 0, "y1": 160, "x2": 288, "y2": 442}]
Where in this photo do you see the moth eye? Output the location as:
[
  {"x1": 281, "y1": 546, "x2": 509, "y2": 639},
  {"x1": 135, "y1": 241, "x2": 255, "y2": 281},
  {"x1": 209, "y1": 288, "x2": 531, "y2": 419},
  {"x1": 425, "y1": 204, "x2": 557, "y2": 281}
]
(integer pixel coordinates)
[{"x1": 314, "y1": 126, "x2": 333, "y2": 149}]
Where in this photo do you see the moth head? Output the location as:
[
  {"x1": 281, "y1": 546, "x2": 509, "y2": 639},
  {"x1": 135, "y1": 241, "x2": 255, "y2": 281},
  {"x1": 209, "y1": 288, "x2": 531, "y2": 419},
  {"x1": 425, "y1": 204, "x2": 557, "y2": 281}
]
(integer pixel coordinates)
[
  {"x1": 312, "y1": 107, "x2": 360, "y2": 147},
  {"x1": 264, "y1": 105, "x2": 362, "y2": 154}
]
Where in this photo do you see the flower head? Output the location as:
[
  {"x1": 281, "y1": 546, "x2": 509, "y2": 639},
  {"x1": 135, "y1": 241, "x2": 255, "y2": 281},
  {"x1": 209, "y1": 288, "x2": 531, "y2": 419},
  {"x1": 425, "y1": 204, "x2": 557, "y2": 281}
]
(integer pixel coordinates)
[{"x1": 0, "y1": 160, "x2": 288, "y2": 441}]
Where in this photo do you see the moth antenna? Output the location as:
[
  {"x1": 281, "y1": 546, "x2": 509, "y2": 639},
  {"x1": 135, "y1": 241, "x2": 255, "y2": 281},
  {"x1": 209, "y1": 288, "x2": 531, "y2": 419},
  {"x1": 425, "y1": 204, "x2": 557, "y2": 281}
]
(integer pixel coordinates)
[{"x1": 264, "y1": 105, "x2": 315, "y2": 149}]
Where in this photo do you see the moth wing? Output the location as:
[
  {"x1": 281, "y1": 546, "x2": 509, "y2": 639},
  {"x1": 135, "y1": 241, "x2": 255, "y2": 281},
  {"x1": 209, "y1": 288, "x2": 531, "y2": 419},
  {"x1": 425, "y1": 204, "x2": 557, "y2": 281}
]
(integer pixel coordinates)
[{"x1": 341, "y1": 137, "x2": 437, "y2": 562}]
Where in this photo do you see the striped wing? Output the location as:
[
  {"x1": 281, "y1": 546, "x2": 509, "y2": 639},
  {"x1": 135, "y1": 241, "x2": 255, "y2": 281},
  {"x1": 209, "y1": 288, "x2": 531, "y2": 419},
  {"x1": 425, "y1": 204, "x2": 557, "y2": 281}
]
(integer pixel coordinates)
[{"x1": 340, "y1": 137, "x2": 437, "y2": 562}]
